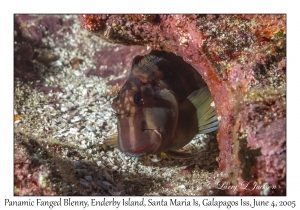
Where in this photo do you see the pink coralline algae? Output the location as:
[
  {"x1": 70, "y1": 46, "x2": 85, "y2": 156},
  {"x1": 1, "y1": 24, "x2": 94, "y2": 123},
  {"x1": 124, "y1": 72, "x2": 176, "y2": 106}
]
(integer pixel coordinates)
[{"x1": 80, "y1": 14, "x2": 286, "y2": 195}]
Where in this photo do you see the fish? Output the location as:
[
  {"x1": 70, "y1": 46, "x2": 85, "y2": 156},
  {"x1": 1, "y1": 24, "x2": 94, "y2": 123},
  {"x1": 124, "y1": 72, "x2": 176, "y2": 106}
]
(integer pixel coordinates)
[{"x1": 105, "y1": 50, "x2": 218, "y2": 159}]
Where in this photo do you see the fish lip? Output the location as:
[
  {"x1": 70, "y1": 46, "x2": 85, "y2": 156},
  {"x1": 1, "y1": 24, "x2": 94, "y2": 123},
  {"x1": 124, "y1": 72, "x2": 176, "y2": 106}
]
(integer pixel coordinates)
[{"x1": 124, "y1": 143, "x2": 154, "y2": 157}]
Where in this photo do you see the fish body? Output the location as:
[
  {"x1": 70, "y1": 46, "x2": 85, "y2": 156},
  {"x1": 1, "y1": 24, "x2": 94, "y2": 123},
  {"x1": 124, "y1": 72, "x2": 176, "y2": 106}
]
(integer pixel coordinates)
[{"x1": 106, "y1": 50, "x2": 218, "y2": 158}]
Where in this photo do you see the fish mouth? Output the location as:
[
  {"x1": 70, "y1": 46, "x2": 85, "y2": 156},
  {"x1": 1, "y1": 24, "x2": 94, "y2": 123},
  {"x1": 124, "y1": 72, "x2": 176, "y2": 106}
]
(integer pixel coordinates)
[{"x1": 125, "y1": 143, "x2": 154, "y2": 157}]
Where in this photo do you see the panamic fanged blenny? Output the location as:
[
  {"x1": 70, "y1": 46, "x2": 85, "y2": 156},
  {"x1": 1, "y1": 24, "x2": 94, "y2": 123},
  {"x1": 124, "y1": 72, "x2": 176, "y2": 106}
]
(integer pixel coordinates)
[{"x1": 105, "y1": 50, "x2": 218, "y2": 159}]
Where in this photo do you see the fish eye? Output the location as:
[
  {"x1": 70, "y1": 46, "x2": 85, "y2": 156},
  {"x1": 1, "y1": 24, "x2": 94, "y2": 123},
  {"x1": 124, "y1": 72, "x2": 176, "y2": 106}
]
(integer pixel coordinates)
[{"x1": 134, "y1": 92, "x2": 143, "y2": 106}]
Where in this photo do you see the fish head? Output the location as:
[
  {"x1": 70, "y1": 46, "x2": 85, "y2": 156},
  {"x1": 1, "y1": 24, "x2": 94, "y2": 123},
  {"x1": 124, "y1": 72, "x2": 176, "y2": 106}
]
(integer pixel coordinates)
[{"x1": 112, "y1": 75, "x2": 178, "y2": 157}]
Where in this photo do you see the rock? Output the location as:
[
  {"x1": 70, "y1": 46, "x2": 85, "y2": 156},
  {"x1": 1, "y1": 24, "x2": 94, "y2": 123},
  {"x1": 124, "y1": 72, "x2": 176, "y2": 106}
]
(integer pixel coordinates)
[
  {"x1": 84, "y1": 175, "x2": 93, "y2": 182},
  {"x1": 80, "y1": 14, "x2": 286, "y2": 195}
]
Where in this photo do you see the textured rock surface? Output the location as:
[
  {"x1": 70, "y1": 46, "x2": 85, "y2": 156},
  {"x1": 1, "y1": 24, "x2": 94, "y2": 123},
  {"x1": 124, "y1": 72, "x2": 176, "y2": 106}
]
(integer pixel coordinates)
[
  {"x1": 14, "y1": 14, "x2": 221, "y2": 196},
  {"x1": 80, "y1": 14, "x2": 286, "y2": 195}
]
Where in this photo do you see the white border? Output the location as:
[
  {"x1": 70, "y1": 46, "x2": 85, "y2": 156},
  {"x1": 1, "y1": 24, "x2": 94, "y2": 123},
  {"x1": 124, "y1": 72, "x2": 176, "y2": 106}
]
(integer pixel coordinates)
[{"x1": 1, "y1": 0, "x2": 298, "y2": 209}]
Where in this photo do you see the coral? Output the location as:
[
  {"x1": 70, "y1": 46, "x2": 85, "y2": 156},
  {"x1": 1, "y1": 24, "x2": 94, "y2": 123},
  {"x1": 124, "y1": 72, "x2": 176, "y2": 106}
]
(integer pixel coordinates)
[{"x1": 80, "y1": 14, "x2": 286, "y2": 195}]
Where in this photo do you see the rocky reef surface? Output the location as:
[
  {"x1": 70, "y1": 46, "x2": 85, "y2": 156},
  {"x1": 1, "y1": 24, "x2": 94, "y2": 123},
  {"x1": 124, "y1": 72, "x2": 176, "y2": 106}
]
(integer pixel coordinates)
[
  {"x1": 80, "y1": 14, "x2": 286, "y2": 195},
  {"x1": 14, "y1": 14, "x2": 220, "y2": 196},
  {"x1": 14, "y1": 14, "x2": 285, "y2": 195}
]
